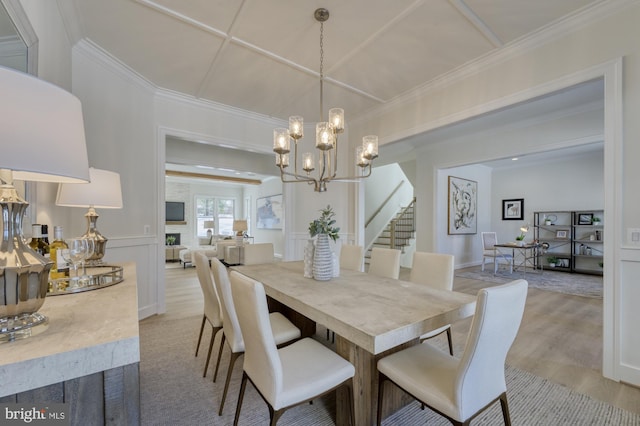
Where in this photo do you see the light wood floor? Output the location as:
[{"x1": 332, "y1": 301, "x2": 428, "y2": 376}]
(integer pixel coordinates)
[{"x1": 155, "y1": 261, "x2": 640, "y2": 415}]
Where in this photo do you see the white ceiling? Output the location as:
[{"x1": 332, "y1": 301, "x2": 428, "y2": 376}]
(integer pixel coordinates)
[
  {"x1": 59, "y1": 0, "x2": 606, "y2": 180},
  {"x1": 64, "y1": 0, "x2": 603, "y2": 122}
]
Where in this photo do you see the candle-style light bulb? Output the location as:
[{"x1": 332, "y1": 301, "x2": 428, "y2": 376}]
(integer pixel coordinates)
[
  {"x1": 302, "y1": 152, "x2": 315, "y2": 173},
  {"x1": 289, "y1": 116, "x2": 303, "y2": 140},
  {"x1": 362, "y1": 135, "x2": 378, "y2": 160},
  {"x1": 273, "y1": 128, "x2": 290, "y2": 154}
]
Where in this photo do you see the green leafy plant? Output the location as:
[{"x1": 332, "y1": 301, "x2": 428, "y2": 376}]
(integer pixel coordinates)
[
  {"x1": 515, "y1": 233, "x2": 525, "y2": 241},
  {"x1": 592, "y1": 217, "x2": 601, "y2": 224},
  {"x1": 309, "y1": 205, "x2": 340, "y2": 242},
  {"x1": 166, "y1": 235, "x2": 176, "y2": 246},
  {"x1": 546, "y1": 256, "x2": 558, "y2": 264}
]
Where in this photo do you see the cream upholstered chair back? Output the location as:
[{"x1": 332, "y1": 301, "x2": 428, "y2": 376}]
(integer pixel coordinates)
[
  {"x1": 340, "y1": 244, "x2": 364, "y2": 272},
  {"x1": 409, "y1": 252, "x2": 454, "y2": 290},
  {"x1": 368, "y1": 247, "x2": 401, "y2": 279},
  {"x1": 230, "y1": 271, "x2": 282, "y2": 406},
  {"x1": 481, "y1": 232, "x2": 498, "y2": 252},
  {"x1": 194, "y1": 252, "x2": 222, "y2": 326},
  {"x1": 210, "y1": 258, "x2": 244, "y2": 353},
  {"x1": 456, "y1": 279, "x2": 528, "y2": 419},
  {"x1": 243, "y1": 243, "x2": 274, "y2": 265},
  {"x1": 481, "y1": 231, "x2": 513, "y2": 273}
]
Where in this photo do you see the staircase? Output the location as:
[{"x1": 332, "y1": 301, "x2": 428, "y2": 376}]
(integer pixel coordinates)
[{"x1": 365, "y1": 198, "x2": 416, "y2": 265}]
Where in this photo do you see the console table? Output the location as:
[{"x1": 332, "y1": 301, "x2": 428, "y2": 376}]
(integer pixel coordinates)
[{"x1": 0, "y1": 262, "x2": 140, "y2": 425}]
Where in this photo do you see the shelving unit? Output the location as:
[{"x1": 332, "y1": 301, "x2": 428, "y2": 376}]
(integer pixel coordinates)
[
  {"x1": 533, "y1": 210, "x2": 603, "y2": 275},
  {"x1": 572, "y1": 210, "x2": 604, "y2": 275},
  {"x1": 533, "y1": 211, "x2": 573, "y2": 272}
]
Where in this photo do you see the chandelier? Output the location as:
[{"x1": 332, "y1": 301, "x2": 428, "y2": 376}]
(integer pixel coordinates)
[{"x1": 273, "y1": 8, "x2": 378, "y2": 192}]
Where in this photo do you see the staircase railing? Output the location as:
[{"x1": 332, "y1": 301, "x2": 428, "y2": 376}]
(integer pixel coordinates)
[
  {"x1": 389, "y1": 197, "x2": 416, "y2": 249},
  {"x1": 365, "y1": 180, "x2": 405, "y2": 228}
]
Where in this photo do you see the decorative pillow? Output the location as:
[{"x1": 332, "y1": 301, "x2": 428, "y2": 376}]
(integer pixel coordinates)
[{"x1": 198, "y1": 236, "x2": 211, "y2": 246}]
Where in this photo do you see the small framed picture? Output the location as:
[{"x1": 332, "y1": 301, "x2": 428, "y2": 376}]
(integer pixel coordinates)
[
  {"x1": 578, "y1": 213, "x2": 593, "y2": 225},
  {"x1": 557, "y1": 258, "x2": 570, "y2": 268},
  {"x1": 555, "y1": 230, "x2": 568, "y2": 239},
  {"x1": 502, "y1": 198, "x2": 524, "y2": 220}
]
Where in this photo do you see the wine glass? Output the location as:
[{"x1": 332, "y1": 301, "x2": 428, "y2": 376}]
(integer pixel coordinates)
[{"x1": 61, "y1": 238, "x2": 88, "y2": 287}]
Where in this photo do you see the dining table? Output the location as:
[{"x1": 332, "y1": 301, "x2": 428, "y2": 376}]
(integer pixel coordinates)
[{"x1": 232, "y1": 261, "x2": 476, "y2": 426}]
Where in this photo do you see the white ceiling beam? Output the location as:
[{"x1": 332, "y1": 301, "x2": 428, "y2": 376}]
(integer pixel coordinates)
[{"x1": 447, "y1": 0, "x2": 503, "y2": 48}]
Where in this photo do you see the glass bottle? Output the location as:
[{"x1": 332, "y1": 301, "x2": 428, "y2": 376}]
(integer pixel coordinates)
[
  {"x1": 29, "y1": 224, "x2": 49, "y2": 256},
  {"x1": 41, "y1": 224, "x2": 50, "y2": 245},
  {"x1": 50, "y1": 226, "x2": 69, "y2": 280}
]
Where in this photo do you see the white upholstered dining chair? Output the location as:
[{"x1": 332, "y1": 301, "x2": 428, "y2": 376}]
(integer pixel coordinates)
[
  {"x1": 340, "y1": 243, "x2": 364, "y2": 272},
  {"x1": 409, "y1": 251, "x2": 455, "y2": 355},
  {"x1": 243, "y1": 242, "x2": 274, "y2": 265},
  {"x1": 194, "y1": 252, "x2": 223, "y2": 378},
  {"x1": 368, "y1": 247, "x2": 401, "y2": 279},
  {"x1": 376, "y1": 279, "x2": 528, "y2": 426},
  {"x1": 481, "y1": 232, "x2": 513, "y2": 274},
  {"x1": 210, "y1": 258, "x2": 300, "y2": 416},
  {"x1": 230, "y1": 271, "x2": 355, "y2": 426}
]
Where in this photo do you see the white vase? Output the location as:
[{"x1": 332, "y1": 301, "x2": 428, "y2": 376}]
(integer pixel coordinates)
[
  {"x1": 313, "y1": 234, "x2": 333, "y2": 281},
  {"x1": 303, "y1": 239, "x2": 315, "y2": 278}
]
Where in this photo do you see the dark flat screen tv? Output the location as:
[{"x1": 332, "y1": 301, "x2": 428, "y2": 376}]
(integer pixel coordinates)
[{"x1": 166, "y1": 201, "x2": 185, "y2": 222}]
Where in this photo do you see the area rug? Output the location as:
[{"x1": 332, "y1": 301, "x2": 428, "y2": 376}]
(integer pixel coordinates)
[
  {"x1": 456, "y1": 266, "x2": 603, "y2": 299},
  {"x1": 139, "y1": 314, "x2": 638, "y2": 425}
]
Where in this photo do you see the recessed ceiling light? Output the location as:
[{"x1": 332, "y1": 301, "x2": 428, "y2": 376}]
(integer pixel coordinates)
[
  {"x1": 195, "y1": 165, "x2": 215, "y2": 169},
  {"x1": 511, "y1": 157, "x2": 519, "y2": 161}
]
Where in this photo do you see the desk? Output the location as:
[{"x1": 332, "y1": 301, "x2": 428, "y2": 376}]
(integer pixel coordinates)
[
  {"x1": 232, "y1": 261, "x2": 476, "y2": 426},
  {"x1": 494, "y1": 242, "x2": 541, "y2": 275}
]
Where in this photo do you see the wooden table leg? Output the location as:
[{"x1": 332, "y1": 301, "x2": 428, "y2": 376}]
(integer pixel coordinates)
[{"x1": 335, "y1": 336, "x2": 416, "y2": 426}]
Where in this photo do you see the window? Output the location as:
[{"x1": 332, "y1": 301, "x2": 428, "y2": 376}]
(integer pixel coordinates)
[{"x1": 195, "y1": 196, "x2": 235, "y2": 237}]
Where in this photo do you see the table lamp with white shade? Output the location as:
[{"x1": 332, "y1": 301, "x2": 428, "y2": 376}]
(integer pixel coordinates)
[
  {"x1": 233, "y1": 219, "x2": 248, "y2": 245},
  {"x1": 56, "y1": 167, "x2": 123, "y2": 264},
  {"x1": 203, "y1": 220, "x2": 215, "y2": 239},
  {"x1": 0, "y1": 66, "x2": 90, "y2": 342}
]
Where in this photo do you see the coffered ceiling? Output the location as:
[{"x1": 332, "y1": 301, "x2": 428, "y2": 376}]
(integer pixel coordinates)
[{"x1": 61, "y1": 0, "x2": 603, "y2": 123}]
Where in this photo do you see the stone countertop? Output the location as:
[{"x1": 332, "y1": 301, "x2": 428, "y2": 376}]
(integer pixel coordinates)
[{"x1": 0, "y1": 262, "x2": 140, "y2": 397}]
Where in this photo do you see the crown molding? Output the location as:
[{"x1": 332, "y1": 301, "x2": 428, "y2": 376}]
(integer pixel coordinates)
[
  {"x1": 353, "y1": 0, "x2": 637, "y2": 126},
  {"x1": 74, "y1": 38, "x2": 285, "y2": 129},
  {"x1": 74, "y1": 39, "x2": 156, "y2": 93}
]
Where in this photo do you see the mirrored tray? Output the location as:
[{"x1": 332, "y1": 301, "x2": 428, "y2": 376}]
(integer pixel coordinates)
[{"x1": 48, "y1": 264, "x2": 124, "y2": 296}]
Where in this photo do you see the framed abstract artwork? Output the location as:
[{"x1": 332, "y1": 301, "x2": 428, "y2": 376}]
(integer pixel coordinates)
[
  {"x1": 448, "y1": 176, "x2": 477, "y2": 235},
  {"x1": 502, "y1": 198, "x2": 524, "y2": 220},
  {"x1": 256, "y1": 194, "x2": 283, "y2": 229}
]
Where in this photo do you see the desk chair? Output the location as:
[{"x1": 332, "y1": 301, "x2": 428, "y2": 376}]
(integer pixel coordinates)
[
  {"x1": 409, "y1": 251, "x2": 455, "y2": 355},
  {"x1": 230, "y1": 271, "x2": 355, "y2": 426},
  {"x1": 210, "y1": 258, "x2": 300, "y2": 416},
  {"x1": 481, "y1": 232, "x2": 513, "y2": 274},
  {"x1": 194, "y1": 252, "x2": 223, "y2": 378},
  {"x1": 377, "y1": 280, "x2": 528, "y2": 426},
  {"x1": 368, "y1": 247, "x2": 401, "y2": 279}
]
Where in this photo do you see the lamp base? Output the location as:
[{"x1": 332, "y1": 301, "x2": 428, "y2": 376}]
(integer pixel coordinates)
[
  {"x1": 0, "y1": 184, "x2": 53, "y2": 344},
  {"x1": 0, "y1": 312, "x2": 49, "y2": 343},
  {"x1": 82, "y1": 207, "x2": 107, "y2": 263}
]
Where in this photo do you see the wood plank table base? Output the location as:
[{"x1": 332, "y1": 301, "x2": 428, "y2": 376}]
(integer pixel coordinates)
[{"x1": 336, "y1": 336, "x2": 416, "y2": 426}]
